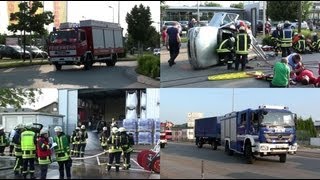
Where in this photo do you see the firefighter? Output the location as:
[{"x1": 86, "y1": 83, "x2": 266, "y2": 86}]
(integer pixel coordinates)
[
  {"x1": 293, "y1": 34, "x2": 306, "y2": 54},
  {"x1": 235, "y1": 26, "x2": 251, "y2": 71},
  {"x1": 279, "y1": 20, "x2": 294, "y2": 57},
  {"x1": 52, "y1": 126, "x2": 72, "y2": 179},
  {"x1": 0, "y1": 126, "x2": 8, "y2": 156},
  {"x1": 100, "y1": 127, "x2": 109, "y2": 153},
  {"x1": 107, "y1": 127, "x2": 122, "y2": 172},
  {"x1": 119, "y1": 127, "x2": 133, "y2": 170},
  {"x1": 12, "y1": 124, "x2": 24, "y2": 176},
  {"x1": 8, "y1": 127, "x2": 17, "y2": 156},
  {"x1": 36, "y1": 128, "x2": 52, "y2": 179},
  {"x1": 271, "y1": 24, "x2": 282, "y2": 56},
  {"x1": 21, "y1": 123, "x2": 37, "y2": 179},
  {"x1": 79, "y1": 125, "x2": 88, "y2": 157},
  {"x1": 216, "y1": 36, "x2": 236, "y2": 70},
  {"x1": 71, "y1": 127, "x2": 80, "y2": 157},
  {"x1": 311, "y1": 32, "x2": 320, "y2": 52}
]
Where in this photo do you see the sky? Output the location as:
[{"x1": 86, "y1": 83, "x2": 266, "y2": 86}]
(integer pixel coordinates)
[
  {"x1": 0, "y1": 1, "x2": 160, "y2": 34},
  {"x1": 165, "y1": 1, "x2": 242, "y2": 7},
  {"x1": 22, "y1": 88, "x2": 58, "y2": 110},
  {"x1": 160, "y1": 88, "x2": 320, "y2": 125}
]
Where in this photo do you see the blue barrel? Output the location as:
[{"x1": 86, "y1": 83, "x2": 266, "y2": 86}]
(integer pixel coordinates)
[
  {"x1": 154, "y1": 131, "x2": 160, "y2": 144},
  {"x1": 138, "y1": 132, "x2": 152, "y2": 145},
  {"x1": 123, "y1": 119, "x2": 137, "y2": 132},
  {"x1": 138, "y1": 119, "x2": 154, "y2": 131}
]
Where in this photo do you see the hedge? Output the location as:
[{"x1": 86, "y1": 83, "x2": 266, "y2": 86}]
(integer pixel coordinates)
[
  {"x1": 137, "y1": 55, "x2": 160, "y2": 79},
  {"x1": 262, "y1": 30, "x2": 319, "y2": 46}
]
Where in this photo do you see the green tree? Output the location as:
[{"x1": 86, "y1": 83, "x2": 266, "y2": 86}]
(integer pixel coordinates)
[
  {"x1": 8, "y1": 1, "x2": 54, "y2": 62},
  {"x1": 0, "y1": 33, "x2": 6, "y2": 44},
  {"x1": 267, "y1": 1, "x2": 312, "y2": 21},
  {"x1": 145, "y1": 26, "x2": 160, "y2": 49},
  {"x1": 301, "y1": 1, "x2": 313, "y2": 20},
  {"x1": 0, "y1": 89, "x2": 42, "y2": 109},
  {"x1": 201, "y1": 2, "x2": 222, "y2": 7},
  {"x1": 230, "y1": 2, "x2": 244, "y2": 9},
  {"x1": 126, "y1": 4, "x2": 153, "y2": 55}
]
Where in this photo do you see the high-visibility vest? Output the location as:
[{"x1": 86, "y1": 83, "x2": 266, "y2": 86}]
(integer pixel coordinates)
[
  {"x1": 280, "y1": 29, "x2": 293, "y2": 47},
  {"x1": 236, "y1": 33, "x2": 249, "y2": 55},
  {"x1": 100, "y1": 133, "x2": 108, "y2": 147},
  {"x1": 0, "y1": 134, "x2": 7, "y2": 146},
  {"x1": 120, "y1": 134, "x2": 133, "y2": 153},
  {"x1": 53, "y1": 135, "x2": 70, "y2": 162},
  {"x1": 217, "y1": 39, "x2": 232, "y2": 53},
  {"x1": 21, "y1": 130, "x2": 36, "y2": 159}
]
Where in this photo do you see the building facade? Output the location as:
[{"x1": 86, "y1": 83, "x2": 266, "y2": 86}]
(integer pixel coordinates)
[{"x1": 187, "y1": 112, "x2": 203, "y2": 128}]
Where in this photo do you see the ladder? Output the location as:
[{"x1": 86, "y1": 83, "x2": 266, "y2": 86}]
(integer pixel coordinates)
[{"x1": 249, "y1": 34, "x2": 269, "y2": 62}]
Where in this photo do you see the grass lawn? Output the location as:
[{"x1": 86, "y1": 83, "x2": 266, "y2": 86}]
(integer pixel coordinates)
[{"x1": 0, "y1": 59, "x2": 50, "y2": 69}]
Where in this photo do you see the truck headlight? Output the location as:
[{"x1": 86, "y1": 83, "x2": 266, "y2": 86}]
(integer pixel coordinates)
[
  {"x1": 291, "y1": 145, "x2": 297, "y2": 150},
  {"x1": 260, "y1": 146, "x2": 268, "y2": 151}
]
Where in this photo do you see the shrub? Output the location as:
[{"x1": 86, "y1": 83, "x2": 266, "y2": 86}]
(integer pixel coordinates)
[
  {"x1": 137, "y1": 55, "x2": 160, "y2": 79},
  {"x1": 262, "y1": 35, "x2": 274, "y2": 46}
]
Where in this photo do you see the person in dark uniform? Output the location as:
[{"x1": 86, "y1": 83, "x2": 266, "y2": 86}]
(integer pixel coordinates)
[
  {"x1": 21, "y1": 123, "x2": 37, "y2": 179},
  {"x1": 279, "y1": 20, "x2": 294, "y2": 57},
  {"x1": 235, "y1": 26, "x2": 251, "y2": 71},
  {"x1": 107, "y1": 127, "x2": 122, "y2": 172},
  {"x1": 166, "y1": 21, "x2": 181, "y2": 67},
  {"x1": 119, "y1": 127, "x2": 134, "y2": 170},
  {"x1": 0, "y1": 126, "x2": 8, "y2": 156},
  {"x1": 99, "y1": 127, "x2": 109, "y2": 154},
  {"x1": 12, "y1": 124, "x2": 24, "y2": 176}
]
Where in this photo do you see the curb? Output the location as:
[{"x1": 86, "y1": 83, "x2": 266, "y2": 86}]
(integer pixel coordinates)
[{"x1": 124, "y1": 67, "x2": 160, "y2": 87}]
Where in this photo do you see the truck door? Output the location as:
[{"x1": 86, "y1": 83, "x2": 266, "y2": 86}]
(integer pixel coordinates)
[{"x1": 78, "y1": 30, "x2": 87, "y2": 56}]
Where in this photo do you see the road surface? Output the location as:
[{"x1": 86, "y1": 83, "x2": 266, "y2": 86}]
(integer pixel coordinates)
[
  {"x1": 0, "y1": 61, "x2": 152, "y2": 88},
  {"x1": 161, "y1": 44, "x2": 319, "y2": 88},
  {"x1": 161, "y1": 142, "x2": 320, "y2": 179}
]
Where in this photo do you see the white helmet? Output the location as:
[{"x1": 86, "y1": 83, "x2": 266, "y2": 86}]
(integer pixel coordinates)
[
  {"x1": 0, "y1": 126, "x2": 3, "y2": 131},
  {"x1": 111, "y1": 122, "x2": 117, "y2": 127},
  {"x1": 75, "y1": 127, "x2": 80, "y2": 130},
  {"x1": 54, "y1": 126, "x2": 62, "y2": 132},
  {"x1": 239, "y1": 26, "x2": 245, "y2": 31},
  {"x1": 25, "y1": 123, "x2": 33, "y2": 130},
  {"x1": 15, "y1": 124, "x2": 24, "y2": 130},
  {"x1": 277, "y1": 24, "x2": 282, "y2": 29},
  {"x1": 118, "y1": 127, "x2": 126, "y2": 133},
  {"x1": 81, "y1": 125, "x2": 85, "y2": 129},
  {"x1": 103, "y1": 127, "x2": 108, "y2": 131},
  {"x1": 40, "y1": 128, "x2": 48, "y2": 135},
  {"x1": 111, "y1": 127, "x2": 118, "y2": 134}
]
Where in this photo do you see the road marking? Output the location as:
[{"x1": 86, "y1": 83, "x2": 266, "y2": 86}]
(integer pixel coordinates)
[{"x1": 3, "y1": 68, "x2": 15, "y2": 73}]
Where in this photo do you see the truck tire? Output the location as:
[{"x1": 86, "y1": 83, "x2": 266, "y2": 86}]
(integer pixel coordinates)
[
  {"x1": 279, "y1": 154, "x2": 287, "y2": 163},
  {"x1": 55, "y1": 64, "x2": 62, "y2": 71},
  {"x1": 160, "y1": 143, "x2": 165, "y2": 148},
  {"x1": 197, "y1": 142, "x2": 203, "y2": 148},
  {"x1": 84, "y1": 54, "x2": 93, "y2": 70},
  {"x1": 107, "y1": 54, "x2": 117, "y2": 66},
  {"x1": 212, "y1": 141, "x2": 218, "y2": 150},
  {"x1": 225, "y1": 142, "x2": 233, "y2": 156},
  {"x1": 245, "y1": 143, "x2": 253, "y2": 164}
]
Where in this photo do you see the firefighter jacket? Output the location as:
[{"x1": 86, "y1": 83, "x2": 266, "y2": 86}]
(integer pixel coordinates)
[
  {"x1": 71, "y1": 130, "x2": 81, "y2": 145},
  {"x1": 21, "y1": 130, "x2": 37, "y2": 159},
  {"x1": 235, "y1": 32, "x2": 251, "y2": 55},
  {"x1": 107, "y1": 133, "x2": 122, "y2": 153},
  {"x1": 53, "y1": 132, "x2": 70, "y2": 162},
  {"x1": 279, "y1": 27, "x2": 293, "y2": 47},
  {"x1": 119, "y1": 132, "x2": 133, "y2": 153},
  {"x1": 13, "y1": 130, "x2": 22, "y2": 156},
  {"x1": 79, "y1": 130, "x2": 88, "y2": 144},
  {"x1": 0, "y1": 131, "x2": 8, "y2": 147},
  {"x1": 36, "y1": 136, "x2": 52, "y2": 165},
  {"x1": 100, "y1": 131, "x2": 109, "y2": 147}
]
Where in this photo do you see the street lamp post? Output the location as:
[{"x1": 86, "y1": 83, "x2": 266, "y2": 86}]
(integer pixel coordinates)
[{"x1": 108, "y1": 6, "x2": 114, "y2": 23}]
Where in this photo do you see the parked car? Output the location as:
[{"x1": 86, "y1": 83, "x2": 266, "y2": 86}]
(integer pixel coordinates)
[
  {"x1": 25, "y1": 45, "x2": 48, "y2": 59},
  {"x1": 256, "y1": 20, "x2": 263, "y2": 32},
  {"x1": 0, "y1": 45, "x2": 31, "y2": 59},
  {"x1": 179, "y1": 21, "x2": 189, "y2": 31},
  {"x1": 291, "y1": 20, "x2": 309, "y2": 30},
  {"x1": 162, "y1": 21, "x2": 182, "y2": 36},
  {"x1": 153, "y1": 48, "x2": 160, "y2": 56},
  {"x1": 0, "y1": 44, "x2": 5, "y2": 50}
]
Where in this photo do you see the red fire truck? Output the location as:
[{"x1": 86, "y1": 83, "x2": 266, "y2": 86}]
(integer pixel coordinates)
[{"x1": 47, "y1": 20, "x2": 124, "y2": 71}]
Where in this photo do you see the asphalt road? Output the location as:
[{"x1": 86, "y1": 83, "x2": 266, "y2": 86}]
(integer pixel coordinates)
[
  {"x1": 0, "y1": 61, "x2": 151, "y2": 88},
  {"x1": 161, "y1": 142, "x2": 320, "y2": 179},
  {"x1": 161, "y1": 44, "x2": 319, "y2": 88}
]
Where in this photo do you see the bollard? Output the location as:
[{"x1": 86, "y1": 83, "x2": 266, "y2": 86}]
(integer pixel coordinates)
[{"x1": 201, "y1": 160, "x2": 204, "y2": 179}]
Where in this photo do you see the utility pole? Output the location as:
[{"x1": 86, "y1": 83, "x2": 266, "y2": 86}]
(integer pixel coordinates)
[
  {"x1": 197, "y1": 1, "x2": 200, "y2": 24},
  {"x1": 232, "y1": 88, "x2": 234, "y2": 112},
  {"x1": 263, "y1": 1, "x2": 266, "y2": 37},
  {"x1": 298, "y1": 1, "x2": 302, "y2": 33},
  {"x1": 118, "y1": 1, "x2": 120, "y2": 24}
]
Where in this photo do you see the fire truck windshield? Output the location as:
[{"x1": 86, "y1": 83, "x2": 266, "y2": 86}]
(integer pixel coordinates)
[
  {"x1": 49, "y1": 30, "x2": 78, "y2": 44},
  {"x1": 260, "y1": 110, "x2": 294, "y2": 127}
]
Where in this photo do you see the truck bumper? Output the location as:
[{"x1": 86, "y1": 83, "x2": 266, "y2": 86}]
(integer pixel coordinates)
[
  {"x1": 49, "y1": 57, "x2": 81, "y2": 64},
  {"x1": 254, "y1": 143, "x2": 298, "y2": 155}
]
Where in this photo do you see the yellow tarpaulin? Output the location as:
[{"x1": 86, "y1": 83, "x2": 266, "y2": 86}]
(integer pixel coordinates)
[{"x1": 208, "y1": 71, "x2": 264, "y2": 81}]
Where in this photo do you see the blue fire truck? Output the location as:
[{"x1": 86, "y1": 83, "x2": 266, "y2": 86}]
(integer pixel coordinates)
[{"x1": 220, "y1": 105, "x2": 298, "y2": 164}]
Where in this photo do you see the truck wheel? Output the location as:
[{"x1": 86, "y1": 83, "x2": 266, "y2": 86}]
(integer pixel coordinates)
[
  {"x1": 212, "y1": 141, "x2": 218, "y2": 150},
  {"x1": 55, "y1": 64, "x2": 62, "y2": 71},
  {"x1": 225, "y1": 142, "x2": 233, "y2": 156},
  {"x1": 279, "y1": 154, "x2": 287, "y2": 163},
  {"x1": 245, "y1": 143, "x2": 253, "y2": 164},
  {"x1": 107, "y1": 54, "x2": 117, "y2": 66},
  {"x1": 84, "y1": 55, "x2": 93, "y2": 70},
  {"x1": 160, "y1": 143, "x2": 165, "y2": 148},
  {"x1": 197, "y1": 142, "x2": 203, "y2": 148}
]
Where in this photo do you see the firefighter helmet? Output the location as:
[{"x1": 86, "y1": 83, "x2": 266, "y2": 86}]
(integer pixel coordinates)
[
  {"x1": 103, "y1": 127, "x2": 108, "y2": 131},
  {"x1": 0, "y1": 126, "x2": 3, "y2": 131},
  {"x1": 81, "y1": 125, "x2": 85, "y2": 129},
  {"x1": 40, "y1": 128, "x2": 48, "y2": 135},
  {"x1": 75, "y1": 127, "x2": 80, "y2": 130},
  {"x1": 24, "y1": 123, "x2": 33, "y2": 130},
  {"x1": 230, "y1": 37, "x2": 235, "y2": 43},
  {"x1": 239, "y1": 26, "x2": 246, "y2": 31},
  {"x1": 54, "y1": 126, "x2": 62, "y2": 132},
  {"x1": 277, "y1": 24, "x2": 282, "y2": 29},
  {"x1": 300, "y1": 34, "x2": 305, "y2": 39},
  {"x1": 118, "y1": 127, "x2": 126, "y2": 133},
  {"x1": 15, "y1": 124, "x2": 24, "y2": 130},
  {"x1": 111, "y1": 127, "x2": 118, "y2": 134},
  {"x1": 294, "y1": 32, "x2": 298, "y2": 36}
]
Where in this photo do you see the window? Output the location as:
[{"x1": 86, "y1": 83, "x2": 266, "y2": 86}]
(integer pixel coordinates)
[
  {"x1": 80, "y1": 32, "x2": 86, "y2": 42},
  {"x1": 240, "y1": 113, "x2": 246, "y2": 126}
]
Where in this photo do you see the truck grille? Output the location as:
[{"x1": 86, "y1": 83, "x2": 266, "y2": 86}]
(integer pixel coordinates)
[{"x1": 264, "y1": 133, "x2": 293, "y2": 143}]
